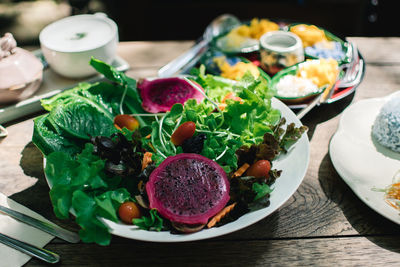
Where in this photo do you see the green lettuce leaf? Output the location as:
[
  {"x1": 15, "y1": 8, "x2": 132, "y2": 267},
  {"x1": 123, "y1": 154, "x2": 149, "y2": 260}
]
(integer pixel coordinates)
[
  {"x1": 95, "y1": 189, "x2": 131, "y2": 222},
  {"x1": 72, "y1": 190, "x2": 111, "y2": 245},
  {"x1": 89, "y1": 58, "x2": 144, "y2": 116},
  {"x1": 133, "y1": 209, "x2": 164, "y2": 231},
  {"x1": 47, "y1": 101, "x2": 117, "y2": 140},
  {"x1": 45, "y1": 143, "x2": 132, "y2": 245},
  {"x1": 32, "y1": 114, "x2": 81, "y2": 156},
  {"x1": 252, "y1": 182, "x2": 273, "y2": 201}
]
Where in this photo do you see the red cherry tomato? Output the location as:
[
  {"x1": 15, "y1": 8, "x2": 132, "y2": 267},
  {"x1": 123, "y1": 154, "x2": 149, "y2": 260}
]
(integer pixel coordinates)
[
  {"x1": 246, "y1": 160, "x2": 271, "y2": 178},
  {"x1": 118, "y1": 201, "x2": 141, "y2": 224},
  {"x1": 170, "y1": 121, "x2": 196, "y2": 146},
  {"x1": 114, "y1": 114, "x2": 139, "y2": 131}
]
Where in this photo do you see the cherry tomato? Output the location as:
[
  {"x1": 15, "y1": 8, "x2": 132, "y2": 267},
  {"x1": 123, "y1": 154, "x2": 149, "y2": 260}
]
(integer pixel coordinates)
[
  {"x1": 118, "y1": 201, "x2": 141, "y2": 224},
  {"x1": 246, "y1": 160, "x2": 271, "y2": 178},
  {"x1": 170, "y1": 121, "x2": 196, "y2": 146},
  {"x1": 114, "y1": 114, "x2": 139, "y2": 131}
]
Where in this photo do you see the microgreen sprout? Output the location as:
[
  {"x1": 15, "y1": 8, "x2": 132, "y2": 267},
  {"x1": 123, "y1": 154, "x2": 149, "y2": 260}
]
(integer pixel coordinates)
[
  {"x1": 119, "y1": 83, "x2": 128, "y2": 115},
  {"x1": 215, "y1": 147, "x2": 228, "y2": 161},
  {"x1": 196, "y1": 129, "x2": 240, "y2": 138},
  {"x1": 183, "y1": 77, "x2": 225, "y2": 128}
]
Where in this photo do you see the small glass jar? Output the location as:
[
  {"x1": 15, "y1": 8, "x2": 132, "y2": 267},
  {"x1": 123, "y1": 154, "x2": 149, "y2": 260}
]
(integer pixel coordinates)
[{"x1": 259, "y1": 31, "x2": 304, "y2": 75}]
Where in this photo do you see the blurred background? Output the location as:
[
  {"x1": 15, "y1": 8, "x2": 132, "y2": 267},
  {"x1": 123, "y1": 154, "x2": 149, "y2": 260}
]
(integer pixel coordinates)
[{"x1": 0, "y1": 0, "x2": 398, "y2": 46}]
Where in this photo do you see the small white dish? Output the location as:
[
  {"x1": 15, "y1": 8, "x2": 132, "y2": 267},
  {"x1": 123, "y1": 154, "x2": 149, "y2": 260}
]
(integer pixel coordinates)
[
  {"x1": 39, "y1": 13, "x2": 118, "y2": 79},
  {"x1": 330, "y1": 92, "x2": 400, "y2": 225}
]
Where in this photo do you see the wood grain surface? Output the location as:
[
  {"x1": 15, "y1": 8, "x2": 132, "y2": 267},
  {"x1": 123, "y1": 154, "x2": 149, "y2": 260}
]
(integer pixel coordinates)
[{"x1": 1, "y1": 37, "x2": 400, "y2": 266}]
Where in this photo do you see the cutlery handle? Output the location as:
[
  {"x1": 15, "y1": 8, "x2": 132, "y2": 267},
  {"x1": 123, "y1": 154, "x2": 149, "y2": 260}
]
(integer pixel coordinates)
[
  {"x1": 337, "y1": 58, "x2": 364, "y2": 88},
  {"x1": 0, "y1": 205, "x2": 80, "y2": 243},
  {"x1": 158, "y1": 39, "x2": 208, "y2": 77},
  {"x1": 0, "y1": 124, "x2": 7, "y2": 138},
  {"x1": 0, "y1": 232, "x2": 60, "y2": 264},
  {"x1": 296, "y1": 94, "x2": 323, "y2": 120}
]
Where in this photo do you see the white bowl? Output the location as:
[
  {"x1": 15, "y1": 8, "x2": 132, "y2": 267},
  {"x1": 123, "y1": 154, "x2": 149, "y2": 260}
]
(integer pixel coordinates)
[{"x1": 39, "y1": 13, "x2": 118, "y2": 79}]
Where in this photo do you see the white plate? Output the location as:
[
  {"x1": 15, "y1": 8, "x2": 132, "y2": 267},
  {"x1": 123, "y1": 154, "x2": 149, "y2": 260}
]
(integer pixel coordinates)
[
  {"x1": 329, "y1": 93, "x2": 400, "y2": 225},
  {"x1": 46, "y1": 98, "x2": 310, "y2": 242}
]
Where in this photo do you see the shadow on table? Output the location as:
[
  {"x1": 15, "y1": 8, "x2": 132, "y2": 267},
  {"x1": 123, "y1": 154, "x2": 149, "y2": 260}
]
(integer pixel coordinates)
[
  {"x1": 57, "y1": 212, "x2": 281, "y2": 266},
  {"x1": 10, "y1": 141, "x2": 79, "y2": 232},
  {"x1": 215, "y1": 209, "x2": 281, "y2": 240},
  {"x1": 318, "y1": 153, "x2": 400, "y2": 252},
  {"x1": 299, "y1": 91, "x2": 355, "y2": 141}
]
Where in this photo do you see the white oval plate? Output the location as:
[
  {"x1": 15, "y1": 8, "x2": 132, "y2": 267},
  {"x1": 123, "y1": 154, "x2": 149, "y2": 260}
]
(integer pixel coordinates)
[
  {"x1": 46, "y1": 98, "x2": 310, "y2": 242},
  {"x1": 329, "y1": 92, "x2": 400, "y2": 225}
]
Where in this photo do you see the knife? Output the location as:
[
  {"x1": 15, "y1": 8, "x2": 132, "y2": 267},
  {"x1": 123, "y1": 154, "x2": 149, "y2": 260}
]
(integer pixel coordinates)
[
  {"x1": 296, "y1": 81, "x2": 337, "y2": 120},
  {"x1": 0, "y1": 232, "x2": 60, "y2": 264},
  {"x1": 0, "y1": 205, "x2": 80, "y2": 243}
]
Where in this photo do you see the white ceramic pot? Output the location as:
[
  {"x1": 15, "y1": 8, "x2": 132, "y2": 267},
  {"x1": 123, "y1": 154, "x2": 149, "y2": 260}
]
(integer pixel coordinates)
[
  {"x1": 0, "y1": 33, "x2": 43, "y2": 104},
  {"x1": 39, "y1": 13, "x2": 118, "y2": 79}
]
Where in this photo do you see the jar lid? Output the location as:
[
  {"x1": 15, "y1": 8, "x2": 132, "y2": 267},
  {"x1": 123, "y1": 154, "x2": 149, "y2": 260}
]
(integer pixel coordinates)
[{"x1": 260, "y1": 31, "x2": 303, "y2": 54}]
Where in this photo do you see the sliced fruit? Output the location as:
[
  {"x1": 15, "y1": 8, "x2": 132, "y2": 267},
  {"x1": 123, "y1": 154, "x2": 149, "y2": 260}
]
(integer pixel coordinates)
[
  {"x1": 146, "y1": 153, "x2": 230, "y2": 225},
  {"x1": 138, "y1": 77, "x2": 205, "y2": 113}
]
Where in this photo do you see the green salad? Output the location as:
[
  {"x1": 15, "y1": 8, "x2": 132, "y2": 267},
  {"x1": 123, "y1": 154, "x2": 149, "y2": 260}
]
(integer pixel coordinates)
[{"x1": 33, "y1": 59, "x2": 307, "y2": 245}]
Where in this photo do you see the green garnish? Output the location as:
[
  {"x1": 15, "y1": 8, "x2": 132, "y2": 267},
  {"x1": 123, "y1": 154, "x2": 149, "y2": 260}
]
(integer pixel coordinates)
[{"x1": 133, "y1": 209, "x2": 164, "y2": 231}]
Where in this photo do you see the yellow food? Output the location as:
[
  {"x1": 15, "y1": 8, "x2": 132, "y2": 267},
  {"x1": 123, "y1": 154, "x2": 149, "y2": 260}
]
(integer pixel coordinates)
[
  {"x1": 235, "y1": 18, "x2": 279, "y2": 40},
  {"x1": 225, "y1": 18, "x2": 279, "y2": 48},
  {"x1": 214, "y1": 56, "x2": 260, "y2": 80},
  {"x1": 232, "y1": 163, "x2": 250, "y2": 178},
  {"x1": 142, "y1": 152, "x2": 153, "y2": 171},
  {"x1": 290, "y1": 24, "x2": 328, "y2": 47},
  {"x1": 297, "y1": 59, "x2": 339, "y2": 89},
  {"x1": 385, "y1": 182, "x2": 400, "y2": 210},
  {"x1": 207, "y1": 203, "x2": 237, "y2": 228}
]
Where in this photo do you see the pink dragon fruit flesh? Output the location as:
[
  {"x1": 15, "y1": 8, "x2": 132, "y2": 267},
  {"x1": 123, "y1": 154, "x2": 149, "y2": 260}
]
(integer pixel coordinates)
[
  {"x1": 138, "y1": 77, "x2": 205, "y2": 113},
  {"x1": 146, "y1": 153, "x2": 230, "y2": 225}
]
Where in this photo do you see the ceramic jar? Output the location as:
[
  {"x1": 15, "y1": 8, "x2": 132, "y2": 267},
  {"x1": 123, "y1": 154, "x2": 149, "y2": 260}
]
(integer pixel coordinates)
[
  {"x1": 259, "y1": 31, "x2": 304, "y2": 75},
  {"x1": 0, "y1": 33, "x2": 43, "y2": 104}
]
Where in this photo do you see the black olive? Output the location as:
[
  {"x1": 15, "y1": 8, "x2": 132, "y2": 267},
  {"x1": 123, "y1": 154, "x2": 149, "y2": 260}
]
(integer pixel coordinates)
[
  {"x1": 91, "y1": 132, "x2": 145, "y2": 178},
  {"x1": 97, "y1": 136, "x2": 116, "y2": 150},
  {"x1": 181, "y1": 134, "x2": 207, "y2": 154},
  {"x1": 105, "y1": 161, "x2": 127, "y2": 176}
]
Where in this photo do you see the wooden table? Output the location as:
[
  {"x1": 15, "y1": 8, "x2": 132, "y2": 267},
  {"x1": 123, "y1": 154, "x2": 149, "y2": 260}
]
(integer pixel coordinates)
[{"x1": 1, "y1": 38, "x2": 400, "y2": 266}]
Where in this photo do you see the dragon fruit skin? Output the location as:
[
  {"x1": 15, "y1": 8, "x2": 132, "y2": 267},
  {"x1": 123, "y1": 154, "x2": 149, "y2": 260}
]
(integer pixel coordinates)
[
  {"x1": 138, "y1": 77, "x2": 205, "y2": 113},
  {"x1": 146, "y1": 153, "x2": 230, "y2": 225}
]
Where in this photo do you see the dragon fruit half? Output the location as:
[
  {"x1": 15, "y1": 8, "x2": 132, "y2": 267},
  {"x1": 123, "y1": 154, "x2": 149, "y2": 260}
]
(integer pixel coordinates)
[
  {"x1": 138, "y1": 77, "x2": 205, "y2": 113},
  {"x1": 146, "y1": 153, "x2": 230, "y2": 225}
]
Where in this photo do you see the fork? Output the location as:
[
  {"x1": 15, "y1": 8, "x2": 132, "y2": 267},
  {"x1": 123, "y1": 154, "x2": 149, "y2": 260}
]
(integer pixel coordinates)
[{"x1": 337, "y1": 42, "x2": 363, "y2": 88}]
